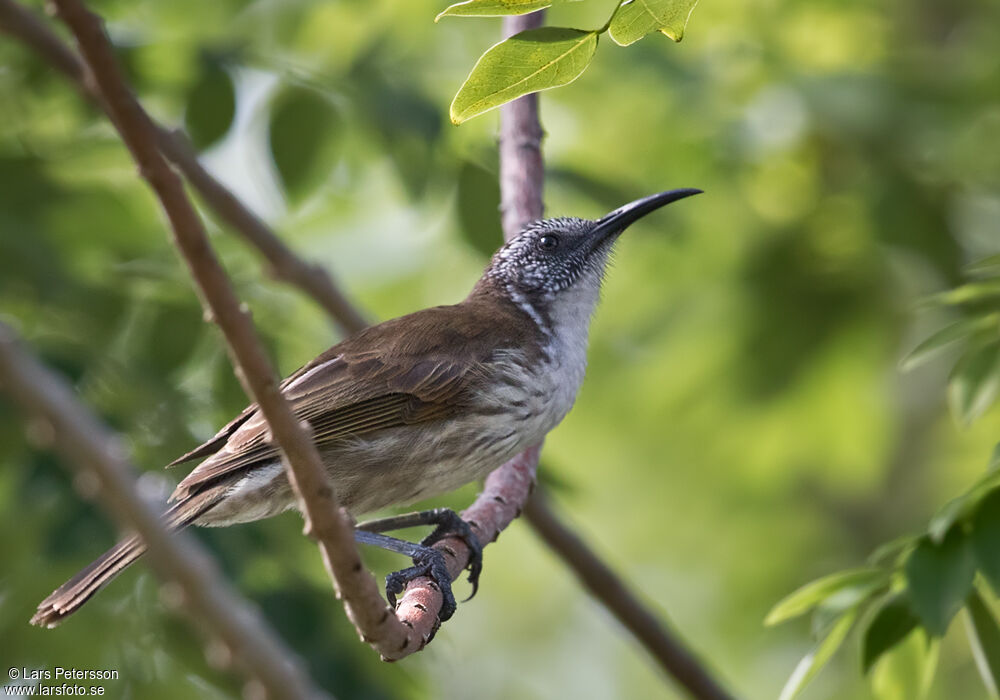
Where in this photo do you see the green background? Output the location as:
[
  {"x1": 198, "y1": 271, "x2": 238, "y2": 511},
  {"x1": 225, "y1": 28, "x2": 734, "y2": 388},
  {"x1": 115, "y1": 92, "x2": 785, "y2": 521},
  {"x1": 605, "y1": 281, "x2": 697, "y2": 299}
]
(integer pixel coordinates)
[{"x1": 1, "y1": 0, "x2": 999, "y2": 697}]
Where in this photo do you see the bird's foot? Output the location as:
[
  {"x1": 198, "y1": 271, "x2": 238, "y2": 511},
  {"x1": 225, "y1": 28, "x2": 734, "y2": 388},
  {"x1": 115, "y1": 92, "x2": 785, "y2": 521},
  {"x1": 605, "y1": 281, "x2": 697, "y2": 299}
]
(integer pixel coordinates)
[
  {"x1": 355, "y1": 507, "x2": 483, "y2": 602},
  {"x1": 418, "y1": 509, "x2": 483, "y2": 601},
  {"x1": 384, "y1": 544, "x2": 457, "y2": 621}
]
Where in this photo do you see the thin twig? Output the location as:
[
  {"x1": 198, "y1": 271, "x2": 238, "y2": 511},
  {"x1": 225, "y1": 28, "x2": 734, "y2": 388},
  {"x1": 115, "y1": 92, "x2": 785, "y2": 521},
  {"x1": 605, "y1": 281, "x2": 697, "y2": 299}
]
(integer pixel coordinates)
[
  {"x1": 524, "y1": 492, "x2": 735, "y2": 700},
  {"x1": 49, "y1": 0, "x2": 417, "y2": 659},
  {"x1": 0, "y1": 324, "x2": 326, "y2": 700},
  {"x1": 0, "y1": 0, "x2": 368, "y2": 337}
]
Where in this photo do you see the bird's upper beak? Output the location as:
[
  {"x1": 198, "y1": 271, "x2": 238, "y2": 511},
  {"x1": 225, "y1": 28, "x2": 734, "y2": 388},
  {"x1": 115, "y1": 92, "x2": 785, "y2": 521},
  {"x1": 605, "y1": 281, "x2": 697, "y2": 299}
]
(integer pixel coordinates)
[{"x1": 591, "y1": 188, "x2": 703, "y2": 243}]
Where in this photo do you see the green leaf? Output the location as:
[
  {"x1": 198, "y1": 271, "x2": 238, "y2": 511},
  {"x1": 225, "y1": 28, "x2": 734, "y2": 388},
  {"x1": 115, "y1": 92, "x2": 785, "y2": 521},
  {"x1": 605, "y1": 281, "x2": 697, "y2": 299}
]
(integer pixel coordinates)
[
  {"x1": 928, "y1": 280, "x2": 1000, "y2": 307},
  {"x1": 904, "y1": 530, "x2": 976, "y2": 636},
  {"x1": 928, "y1": 470, "x2": 1000, "y2": 544},
  {"x1": 608, "y1": 0, "x2": 699, "y2": 47},
  {"x1": 268, "y1": 87, "x2": 341, "y2": 201},
  {"x1": 869, "y1": 535, "x2": 918, "y2": 566},
  {"x1": 948, "y1": 341, "x2": 1000, "y2": 426},
  {"x1": 778, "y1": 610, "x2": 857, "y2": 700},
  {"x1": 870, "y1": 627, "x2": 939, "y2": 700},
  {"x1": 966, "y1": 588, "x2": 1000, "y2": 697},
  {"x1": 811, "y1": 583, "x2": 884, "y2": 639},
  {"x1": 967, "y1": 254, "x2": 1000, "y2": 278},
  {"x1": 972, "y1": 491, "x2": 1000, "y2": 595},
  {"x1": 183, "y1": 60, "x2": 236, "y2": 151},
  {"x1": 766, "y1": 568, "x2": 886, "y2": 626},
  {"x1": 436, "y1": 0, "x2": 553, "y2": 20},
  {"x1": 450, "y1": 28, "x2": 598, "y2": 124},
  {"x1": 899, "y1": 314, "x2": 998, "y2": 372},
  {"x1": 862, "y1": 595, "x2": 921, "y2": 673}
]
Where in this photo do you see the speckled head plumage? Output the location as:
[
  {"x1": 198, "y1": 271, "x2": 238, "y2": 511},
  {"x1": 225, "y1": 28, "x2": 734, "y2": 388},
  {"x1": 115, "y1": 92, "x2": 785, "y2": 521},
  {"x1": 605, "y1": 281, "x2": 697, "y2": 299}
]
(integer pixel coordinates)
[
  {"x1": 483, "y1": 188, "x2": 704, "y2": 301},
  {"x1": 485, "y1": 216, "x2": 611, "y2": 297}
]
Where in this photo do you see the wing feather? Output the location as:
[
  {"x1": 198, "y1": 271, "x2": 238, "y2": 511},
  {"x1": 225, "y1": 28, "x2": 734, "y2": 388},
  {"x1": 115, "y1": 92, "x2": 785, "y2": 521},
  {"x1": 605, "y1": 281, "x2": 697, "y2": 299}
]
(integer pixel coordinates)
[{"x1": 168, "y1": 300, "x2": 532, "y2": 500}]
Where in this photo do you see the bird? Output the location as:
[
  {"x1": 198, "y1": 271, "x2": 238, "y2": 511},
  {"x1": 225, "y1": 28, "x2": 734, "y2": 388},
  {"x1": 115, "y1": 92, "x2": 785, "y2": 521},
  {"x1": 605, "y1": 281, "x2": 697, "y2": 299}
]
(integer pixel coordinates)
[{"x1": 31, "y1": 188, "x2": 701, "y2": 628}]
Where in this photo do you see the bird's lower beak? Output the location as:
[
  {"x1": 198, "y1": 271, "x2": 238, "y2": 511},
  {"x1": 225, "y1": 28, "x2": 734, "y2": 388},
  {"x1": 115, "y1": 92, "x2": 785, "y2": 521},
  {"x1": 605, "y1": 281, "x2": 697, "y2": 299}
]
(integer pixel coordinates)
[{"x1": 591, "y1": 188, "x2": 703, "y2": 242}]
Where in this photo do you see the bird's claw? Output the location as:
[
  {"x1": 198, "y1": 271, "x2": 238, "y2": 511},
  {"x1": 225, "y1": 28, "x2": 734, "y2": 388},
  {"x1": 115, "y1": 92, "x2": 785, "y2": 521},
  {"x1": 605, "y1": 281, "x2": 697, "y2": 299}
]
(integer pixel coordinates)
[
  {"x1": 419, "y1": 509, "x2": 483, "y2": 601},
  {"x1": 385, "y1": 547, "x2": 457, "y2": 621}
]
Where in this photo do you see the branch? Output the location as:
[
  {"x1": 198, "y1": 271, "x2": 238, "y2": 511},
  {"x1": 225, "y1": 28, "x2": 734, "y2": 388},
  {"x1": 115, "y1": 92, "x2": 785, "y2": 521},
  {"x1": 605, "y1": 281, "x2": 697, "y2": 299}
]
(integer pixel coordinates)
[
  {"x1": 0, "y1": 0, "x2": 368, "y2": 337},
  {"x1": 0, "y1": 0, "x2": 550, "y2": 661},
  {"x1": 49, "y1": 0, "x2": 421, "y2": 660},
  {"x1": 492, "y1": 12, "x2": 735, "y2": 700},
  {"x1": 524, "y1": 493, "x2": 735, "y2": 700},
  {"x1": 0, "y1": 324, "x2": 326, "y2": 700},
  {"x1": 378, "y1": 10, "x2": 550, "y2": 658},
  {"x1": 10, "y1": 0, "x2": 737, "y2": 686}
]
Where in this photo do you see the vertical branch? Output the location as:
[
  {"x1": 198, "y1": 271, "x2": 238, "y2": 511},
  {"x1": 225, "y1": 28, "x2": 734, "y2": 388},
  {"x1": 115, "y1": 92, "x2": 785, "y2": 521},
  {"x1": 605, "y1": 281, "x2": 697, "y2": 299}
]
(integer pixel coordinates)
[
  {"x1": 499, "y1": 12, "x2": 546, "y2": 239},
  {"x1": 495, "y1": 10, "x2": 734, "y2": 700}
]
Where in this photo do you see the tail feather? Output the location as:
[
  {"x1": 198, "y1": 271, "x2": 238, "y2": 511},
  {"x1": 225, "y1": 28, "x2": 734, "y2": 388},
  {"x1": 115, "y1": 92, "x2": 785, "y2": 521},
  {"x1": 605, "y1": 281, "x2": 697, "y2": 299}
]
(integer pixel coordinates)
[{"x1": 31, "y1": 489, "x2": 223, "y2": 628}]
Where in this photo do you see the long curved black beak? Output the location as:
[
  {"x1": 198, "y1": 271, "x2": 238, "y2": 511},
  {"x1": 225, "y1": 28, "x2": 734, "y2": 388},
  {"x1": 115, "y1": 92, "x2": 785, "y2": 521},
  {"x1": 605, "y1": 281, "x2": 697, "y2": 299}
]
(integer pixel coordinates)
[{"x1": 592, "y1": 188, "x2": 703, "y2": 241}]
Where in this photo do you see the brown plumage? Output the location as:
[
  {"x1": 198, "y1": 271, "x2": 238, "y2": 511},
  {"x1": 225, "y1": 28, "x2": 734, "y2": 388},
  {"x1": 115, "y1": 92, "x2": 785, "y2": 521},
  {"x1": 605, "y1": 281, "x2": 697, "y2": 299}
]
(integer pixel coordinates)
[
  {"x1": 32, "y1": 188, "x2": 701, "y2": 628},
  {"x1": 32, "y1": 290, "x2": 541, "y2": 627}
]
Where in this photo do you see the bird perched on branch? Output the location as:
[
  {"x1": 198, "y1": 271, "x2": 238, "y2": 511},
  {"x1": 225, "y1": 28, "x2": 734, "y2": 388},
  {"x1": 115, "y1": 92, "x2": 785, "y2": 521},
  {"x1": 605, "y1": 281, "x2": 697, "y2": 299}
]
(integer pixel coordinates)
[{"x1": 32, "y1": 188, "x2": 701, "y2": 628}]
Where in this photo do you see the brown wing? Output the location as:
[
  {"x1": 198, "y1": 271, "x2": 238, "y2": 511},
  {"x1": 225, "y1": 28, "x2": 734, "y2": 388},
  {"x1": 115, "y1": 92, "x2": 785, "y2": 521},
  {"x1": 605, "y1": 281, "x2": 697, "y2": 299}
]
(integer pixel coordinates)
[{"x1": 169, "y1": 299, "x2": 530, "y2": 500}]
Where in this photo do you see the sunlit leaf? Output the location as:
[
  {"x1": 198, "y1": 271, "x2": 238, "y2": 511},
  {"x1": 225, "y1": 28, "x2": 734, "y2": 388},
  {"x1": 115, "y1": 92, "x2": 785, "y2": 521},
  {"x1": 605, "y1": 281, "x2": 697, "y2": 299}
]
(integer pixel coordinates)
[
  {"x1": 948, "y1": 341, "x2": 1000, "y2": 426},
  {"x1": 927, "y1": 280, "x2": 1000, "y2": 307},
  {"x1": 871, "y1": 627, "x2": 939, "y2": 700},
  {"x1": 972, "y1": 491, "x2": 1000, "y2": 595},
  {"x1": 450, "y1": 28, "x2": 598, "y2": 124},
  {"x1": 778, "y1": 610, "x2": 857, "y2": 700},
  {"x1": 766, "y1": 568, "x2": 886, "y2": 626},
  {"x1": 183, "y1": 60, "x2": 236, "y2": 151},
  {"x1": 900, "y1": 314, "x2": 998, "y2": 372},
  {"x1": 904, "y1": 531, "x2": 975, "y2": 636},
  {"x1": 966, "y1": 588, "x2": 1000, "y2": 698},
  {"x1": 862, "y1": 595, "x2": 921, "y2": 673},
  {"x1": 268, "y1": 87, "x2": 341, "y2": 201},
  {"x1": 608, "y1": 0, "x2": 699, "y2": 47},
  {"x1": 436, "y1": 0, "x2": 553, "y2": 21}
]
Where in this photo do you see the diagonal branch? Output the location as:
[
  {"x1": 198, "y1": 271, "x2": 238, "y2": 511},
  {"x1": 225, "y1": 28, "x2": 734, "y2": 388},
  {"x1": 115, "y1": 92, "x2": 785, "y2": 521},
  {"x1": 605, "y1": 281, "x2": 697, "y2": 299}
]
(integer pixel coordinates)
[
  {"x1": 9, "y1": 0, "x2": 737, "y2": 688},
  {"x1": 524, "y1": 492, "x2": 735, "y2": 700},
  {"x1": 0, "y1": 0, "x2": 368, "y2": 337},
  {"x1": 0, "y1": 324, "x2": 326, "y2": 700},
  {"x1": 48, "y1": 0, "x2": 419, "y2": 661}
]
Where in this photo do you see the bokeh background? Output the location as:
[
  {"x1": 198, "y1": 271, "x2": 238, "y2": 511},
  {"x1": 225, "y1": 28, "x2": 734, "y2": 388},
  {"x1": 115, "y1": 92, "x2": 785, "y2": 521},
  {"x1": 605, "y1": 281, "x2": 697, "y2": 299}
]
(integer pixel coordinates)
[{"x1": 2, "y1": 0, "x2": 1000, "y2": 697}]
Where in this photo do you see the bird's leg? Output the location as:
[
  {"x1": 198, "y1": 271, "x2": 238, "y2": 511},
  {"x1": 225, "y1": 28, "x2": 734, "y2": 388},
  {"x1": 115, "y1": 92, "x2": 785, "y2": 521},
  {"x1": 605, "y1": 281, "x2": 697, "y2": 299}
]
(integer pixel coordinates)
[
  {"x1": 353, "y1": 529, "x2": 458, "y2": 620},
  {"x1": 355, "y1": 508, "x2": 483, "y2": 599}
]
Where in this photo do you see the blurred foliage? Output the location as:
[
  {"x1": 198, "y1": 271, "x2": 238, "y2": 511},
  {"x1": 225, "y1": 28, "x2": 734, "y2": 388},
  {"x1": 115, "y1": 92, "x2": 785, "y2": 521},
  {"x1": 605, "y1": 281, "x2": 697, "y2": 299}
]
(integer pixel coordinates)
[
  {"x1": 0, "y1": 0, "x2": 999, "y2": 698},
  {"x1": 767, "y1": 259, "x2": 1000, "y2": 699}
]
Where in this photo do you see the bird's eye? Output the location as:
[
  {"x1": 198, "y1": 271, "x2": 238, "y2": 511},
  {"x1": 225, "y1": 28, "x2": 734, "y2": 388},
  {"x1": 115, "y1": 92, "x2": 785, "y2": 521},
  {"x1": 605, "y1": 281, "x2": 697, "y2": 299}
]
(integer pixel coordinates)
[{"x1": 538, "y1": 234, "x2": 560, "y2": 252}]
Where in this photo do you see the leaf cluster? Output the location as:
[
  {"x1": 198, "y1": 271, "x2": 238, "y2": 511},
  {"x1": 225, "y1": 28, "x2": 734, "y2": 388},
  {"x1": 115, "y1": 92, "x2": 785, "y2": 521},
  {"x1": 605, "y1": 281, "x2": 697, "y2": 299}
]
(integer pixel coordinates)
[
  {"x1": 769, "y1": 258, "x2": 1000, "y2": 699},
  {"x1": 439, "y1": 0, "x2": 700, "y2": 123}
]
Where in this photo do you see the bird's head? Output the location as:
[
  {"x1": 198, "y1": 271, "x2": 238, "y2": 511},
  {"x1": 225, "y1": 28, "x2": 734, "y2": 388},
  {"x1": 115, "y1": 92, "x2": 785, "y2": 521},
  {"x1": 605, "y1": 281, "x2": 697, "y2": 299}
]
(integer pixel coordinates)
[{"x1": 482, "y1": 189, "x2": 702, "y2": 308}]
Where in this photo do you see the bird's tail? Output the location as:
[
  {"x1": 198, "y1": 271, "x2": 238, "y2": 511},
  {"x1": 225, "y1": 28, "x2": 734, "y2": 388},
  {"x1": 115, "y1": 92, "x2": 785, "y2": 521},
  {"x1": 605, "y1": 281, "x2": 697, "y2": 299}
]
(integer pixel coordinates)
[{"x1": 31, "y1": 488, "x2": 223, "y2": 628}]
